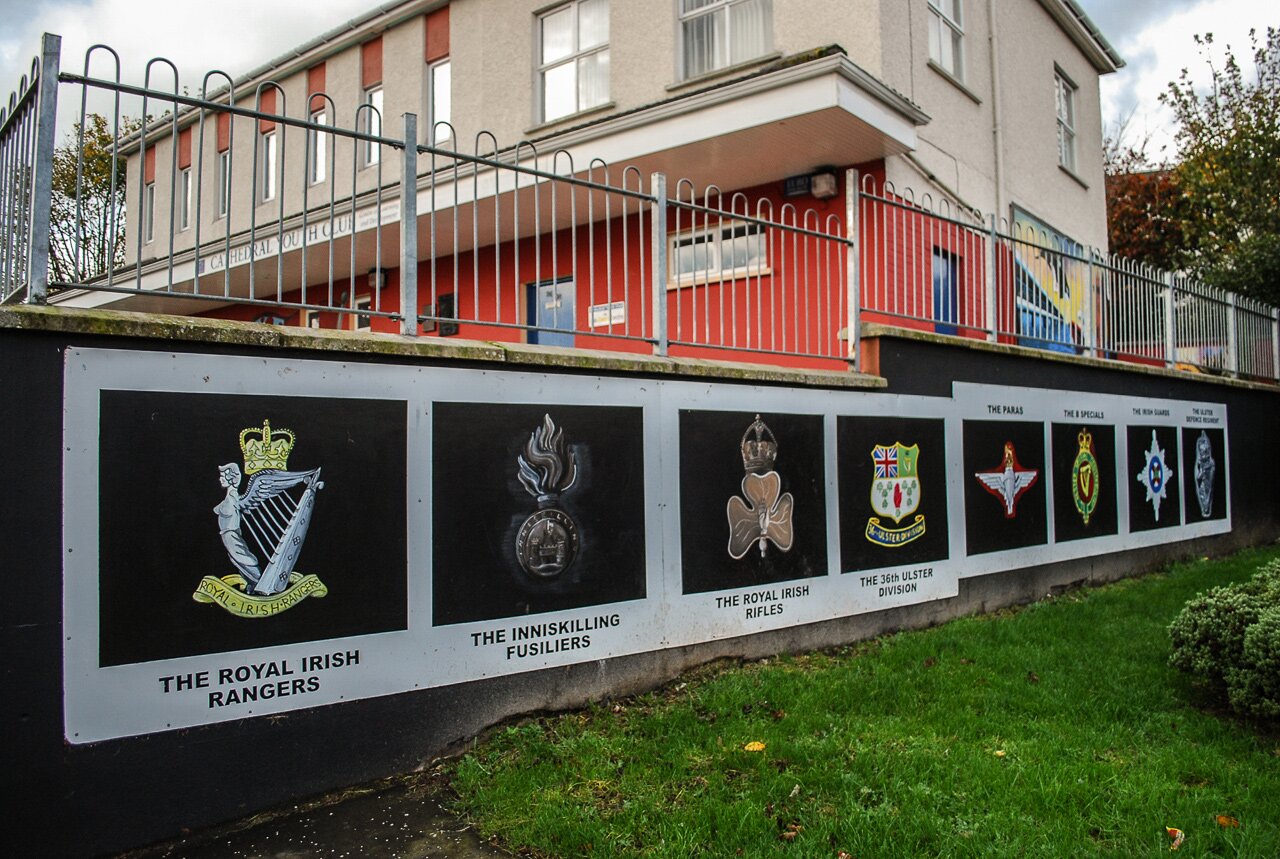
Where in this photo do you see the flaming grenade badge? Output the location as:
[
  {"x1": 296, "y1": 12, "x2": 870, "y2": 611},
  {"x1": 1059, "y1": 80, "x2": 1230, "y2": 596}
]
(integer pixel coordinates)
[
  {"x1": 515, "y1": 414, "x2": 580, "y2": 578},
  {"x1": 725, "y1": 415, "x2": 795, "y2": 559}
]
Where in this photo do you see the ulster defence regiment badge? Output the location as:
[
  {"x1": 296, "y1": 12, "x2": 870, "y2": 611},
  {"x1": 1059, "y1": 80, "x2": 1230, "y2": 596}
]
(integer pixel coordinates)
[
  {"x1": 726, "y1": 415, "x2": 795, "y2": 559},
  {"x1": 1071, "y1": 428, "x2": 1100, "y2": 525},
  {"x1": 866, "y1": 442, "x2": 925, "y2": 547},
  {"x1": 1194, "y1": 430, "x2": 1216, "y2": 518},
  {"x1": 515, "y1": 414, "x2": 580, "y2": 578},
  {"x1": 1135, "y1": 429, "x2": 1173, "y2": 521},
  {"x1": 974, "y1": 441, "x2": 1039, "y2": 518},
  {"x1": 194, "y1": 420, "x2": 328, "y2": 617}
]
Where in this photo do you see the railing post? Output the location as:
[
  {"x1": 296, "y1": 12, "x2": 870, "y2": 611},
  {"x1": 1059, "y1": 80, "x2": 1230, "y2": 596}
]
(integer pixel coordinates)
[
  {"x1": 845, "y1": 168, "x2": 860, "y2": 371},
  {"x1": 25, "y1": 33, "x2": 61, "y2": 305},
  {"x1": 650, "y1": 172, "x2": 668, "y2": 357},
  {"x1": 1225, "y1": 290, "x2": 1238, "y2": 377},
  {"x1": 1083, "y1": 250, "x2": 1096, "y2": 358},
  {"x1": 1272, "y1": 307, "x2": 1279, "y2": 382},
  {"x1": 985, "y1": 215, "x2": 998, "y2": 342},
  {"x1": 399, "y1": 113, "x2": 419, "y2": 336},
  {"x1": 1163, "y1": 272, "x2": 1176, "y2": 369}
]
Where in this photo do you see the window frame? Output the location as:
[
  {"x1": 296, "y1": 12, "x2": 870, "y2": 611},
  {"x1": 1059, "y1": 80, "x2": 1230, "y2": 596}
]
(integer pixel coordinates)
[
  {"x1": 178, "y1": 167, "x2": 192, "y2": 231},
  {"x1": 927, "y1": 0, "x2": 964, "y2": 82},
  {"x1": 537, "y1": 0, "x2": 611, "y2": 124},
  {"x1": 677, "y1": 0, "x2": 773, "y2": 81},
  {"x1": 1055, "y1": 68, "x2": 1078, "y2": 174},
  {"x1": 142, "y1": 181, "x2": 155, "y2": 244},
  {"x1": 308, "y1": 108, "x2": 329, "y2": 185},
  {"x1": 259, "y1": 129, "x2": 278, "y2": 202},
  {"x1": 362, "y1": 87, "x2": 384, "y2": 167},
  {"x1": 427, "y1": 58, "x2": 452, "y2": 146},
  {"x1": 216, "y1": 150, "x2": 231, "y2": 218},
  {"x1": 666, "y1": 219, "x2": 770, "y2": 289}
]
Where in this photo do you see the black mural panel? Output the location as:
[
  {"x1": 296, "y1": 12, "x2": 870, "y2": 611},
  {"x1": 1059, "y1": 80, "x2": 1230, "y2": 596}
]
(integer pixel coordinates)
[
  {"x1": 678, "y1": 410, "x2": 827, "y2": 595},
  {"x1": 432, "y1": 402, "x2": 646, "y2": 625},
  {"x1": 837, "y1": 416, "x2": 949, "y2": 571},
  {"x1": 1127, "y1": 425, "x2": 1182, "y2": 532},
  {"x1": 98, "y1": 391, "x2": 408, "y2": 667},
  {"x1": 1181, "y1": 427, "x2": 1227, "y2": 523},
  {"x1": 1050, "y1": 422, "x2": 1118, "y2": 542},
  {"x1": 962, "y1": 420, "x2": 1048, "y2": 555}
]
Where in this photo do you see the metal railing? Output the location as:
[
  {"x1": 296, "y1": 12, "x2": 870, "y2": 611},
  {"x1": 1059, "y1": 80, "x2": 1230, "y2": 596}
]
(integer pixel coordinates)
[{"x1": 2, "y1": 33, "x2": 1278, "y2": 383}]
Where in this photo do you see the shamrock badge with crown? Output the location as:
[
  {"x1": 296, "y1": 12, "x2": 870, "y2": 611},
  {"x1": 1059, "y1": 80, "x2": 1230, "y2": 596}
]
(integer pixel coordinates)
[
  {"x1": 726, "y1": 415, "x2": 795, "y2": 559},
  {"x1": 193, "y1": 419, "x2": 329, "y2": 617}
]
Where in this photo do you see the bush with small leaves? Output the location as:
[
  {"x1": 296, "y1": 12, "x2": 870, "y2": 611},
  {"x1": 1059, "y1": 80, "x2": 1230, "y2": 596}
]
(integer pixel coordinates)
[{"x1": 1169, "y1": 559, "x2": 1280, "y2": 718}]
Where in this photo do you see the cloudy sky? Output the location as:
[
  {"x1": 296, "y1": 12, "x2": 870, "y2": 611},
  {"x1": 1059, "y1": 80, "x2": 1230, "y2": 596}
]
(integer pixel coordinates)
[{"x1": 0, "y1": 0, "x2": 1270, "y2": 160}]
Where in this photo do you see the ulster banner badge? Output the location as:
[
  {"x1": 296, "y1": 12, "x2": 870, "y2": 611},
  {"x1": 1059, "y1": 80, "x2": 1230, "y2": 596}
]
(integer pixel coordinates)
[
  {"x1": 515, "y1": 414, "x2": 580, "y2": 578},
  {"x1": 866, "y1": 442, "x2": 925, "y2": 547},
  {"x1": 194, "y1": 420, "x2": 328, "y2": 618},
  {"x1": 1135, "y1": 429, "x2": 1173, "y2": 521},
  {"x1": 974, "y1": 441, "x2": 1039, "y2": 518},
  {"x1": 1071, "y1": 428, "x2": 1100, "y2": 525},
  {"x1": 726, "y1": 415, "x2": 795, "y2": 559}
]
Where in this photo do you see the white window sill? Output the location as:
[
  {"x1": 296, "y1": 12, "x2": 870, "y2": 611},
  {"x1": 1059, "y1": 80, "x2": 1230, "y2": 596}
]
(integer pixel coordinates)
[
  {"x1": 526, "y1": 101, "x2": 617, "y2": 135},
  {"x1": 927, "y1": 60, "x2": 981, "y2": 105},
  {"x1": 666, "y1": 52, "x2": 782, "y2": 93},
  {"x1": 666, "y1": 266, "x2": 772, "y2": 290},
  {"x1": 1058, "y1": 163, "x2": 1088, "y2": 190}
]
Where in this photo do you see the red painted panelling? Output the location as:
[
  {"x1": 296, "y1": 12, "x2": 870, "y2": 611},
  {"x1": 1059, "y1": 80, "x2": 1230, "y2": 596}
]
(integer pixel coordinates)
[
  {"x1": 143, "y1": 147, "x2": 156, "y2": 183},
  {"x1": 307, "y1": 64, "x2": 326, "y2": 113},
  {"x1": 216, "y1": 112, "x2": 231, "y2": 153},
  {"x1": 258, "y1": 88, "x2": 276, "y2": 133},
  {"x1": 177, "y1": 128, "x2": 192, "y2": 170},
  {"x1": 362, "y1": 37, "x2": 383, "y2": 88},
  {"x1": 425, "y1": 6, "x2": 450, "y2": 62}
]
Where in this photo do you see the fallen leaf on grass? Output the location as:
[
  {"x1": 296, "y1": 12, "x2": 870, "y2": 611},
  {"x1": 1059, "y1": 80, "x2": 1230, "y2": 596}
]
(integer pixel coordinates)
[
  {"x1": 1026, "y1": 671, "x2": 1040, "y2": 684},
  {"x1": 1215, "y1": 815, "x2": 1240, "y2": 828},
  {"x1": 1166, "y1": 827, "x2": 1185, "y2": 850},
  {"x1": 744, "y1": 741, "x2": 766, "y2": 752},
  {"x1": 789, "y1": 783, "x2": 801, "y2": 798},
  {"x1": 993, "y1": 750, "x2": 1007, "y2": 758},
  {"x1": 922, "y1": 657, "x2": 937, "y2": 669},
  {"x1": 778, "y1": 822, "x2": 803, "y2": 842}
]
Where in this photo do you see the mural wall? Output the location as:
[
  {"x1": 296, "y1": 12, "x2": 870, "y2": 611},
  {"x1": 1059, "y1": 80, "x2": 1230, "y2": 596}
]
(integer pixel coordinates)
[{"x1": 63, "y1": 349, "x2": 1231, "y2": 743}]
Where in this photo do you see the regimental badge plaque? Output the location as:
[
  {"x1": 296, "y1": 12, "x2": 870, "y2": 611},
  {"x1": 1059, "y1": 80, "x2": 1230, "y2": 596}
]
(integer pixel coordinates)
[
  {"x1": 1050, "y1": 423, "x2": 1117, "y2": 543},
  {"x1": 726, "y1": 415, "x2": 795, "y2": 559},
  {"x1": 515, "y1": 414, "x2": 580, "y2": 578},
  {"x1": 961, "y1": 420, "x2": 1047, "y2": 556},
  {"x1": 1127, "y1": 425, "x2": 1181, "y2": 532},
  {"x1": 1180, "y1": 427, "x2": 1226, "y2": 523}
]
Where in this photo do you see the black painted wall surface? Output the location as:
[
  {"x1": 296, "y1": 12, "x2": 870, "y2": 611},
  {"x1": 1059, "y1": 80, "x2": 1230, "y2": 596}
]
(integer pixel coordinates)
[{"x1": 3, "y1": 325, "x2": 1278, "y2": 857}]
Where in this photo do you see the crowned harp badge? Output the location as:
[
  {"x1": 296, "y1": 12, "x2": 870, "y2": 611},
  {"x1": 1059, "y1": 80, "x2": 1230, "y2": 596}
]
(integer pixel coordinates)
[
  {"x1": 1071, "y1": 428, "x2": 1100, "y2": 525},
  {"x1": 726, "y1": 415, "x2": 795, "y2": 559},
  {"x1": 515, "y1": 414, "x2": 580, "y2": 578},
  {"x1": 194, "y1": 420, "x2": 328, "y2": 617}
]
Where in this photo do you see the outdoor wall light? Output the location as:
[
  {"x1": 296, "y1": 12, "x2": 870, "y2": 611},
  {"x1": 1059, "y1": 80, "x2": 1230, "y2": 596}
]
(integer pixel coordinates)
[
  {"x1": 367, "y1": 267, "x2": 388, "y2": 291},
  {"x1": 810, "y1": 170, "x2": 838, "y2": 199}
]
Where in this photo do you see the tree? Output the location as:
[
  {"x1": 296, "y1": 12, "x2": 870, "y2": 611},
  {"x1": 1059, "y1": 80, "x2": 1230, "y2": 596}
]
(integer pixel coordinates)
[
  {"x1": 1102, "y1": 118, "x2": 1188, "y2": 270},
  {"x1": 49, "y1": 114, "x2": 141, "y2": 285},
  {"x1": 1161, "y1": 27, "x2": 1280, "y2": 304}
]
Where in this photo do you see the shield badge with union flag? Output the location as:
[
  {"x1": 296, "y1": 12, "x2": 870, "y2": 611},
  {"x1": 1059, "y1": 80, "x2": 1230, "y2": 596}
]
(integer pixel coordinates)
[{"x1": 870, "y1": 442, "x2": 920, "y2": 523}]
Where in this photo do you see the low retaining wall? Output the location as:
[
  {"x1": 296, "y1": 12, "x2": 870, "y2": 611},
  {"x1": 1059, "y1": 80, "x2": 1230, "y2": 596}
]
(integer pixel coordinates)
[{"x1": 3, "y1": 308, "x2": 1276, "y2": 857}]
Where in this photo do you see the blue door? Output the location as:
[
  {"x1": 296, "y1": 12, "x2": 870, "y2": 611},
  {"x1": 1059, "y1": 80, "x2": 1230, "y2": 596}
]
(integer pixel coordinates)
[{"x1": 527, "y1": 279, "x2": 575, "y2": 347}]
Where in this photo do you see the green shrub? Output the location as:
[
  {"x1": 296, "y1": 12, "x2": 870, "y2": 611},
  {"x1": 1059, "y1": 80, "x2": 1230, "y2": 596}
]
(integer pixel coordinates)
[{"x1": 1169, "y1": 558, "x2": 1280, "y2": 719}]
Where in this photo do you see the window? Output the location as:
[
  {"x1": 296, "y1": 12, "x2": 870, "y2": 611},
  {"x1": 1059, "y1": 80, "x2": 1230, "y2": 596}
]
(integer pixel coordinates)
[
  {"x1": 1055, "y1": 70, "x2": 1077, "y2": 173},
  {"x1": 538, "y1": 0, "x2": 609, "y2": 123},
  {"x1": 142, "y1": 182, "x2": 155, "y2": 243},
  {"x1": 428, "y1": 59, "x2": 452, "y2": 145},
  {"x1": 305, "y1": 309, "x2": 322, "y2": 328},
  {"x1": 363, "y1": 87, "x2": 383, "y2": 166},
  {"x1": 931, "y1": 247, "x2": 959, "y2": 334},
  {"x1": 309, "y1": 108, "x2": 328, "y2": 184},
  {"x1": 668, "y1": 221, "x2": 768, "y2": 287},
  {"x1": 259, "y1": 130, "x2": 277, "y2": 201},
  {"x1": 179, "y1": 167, "x2": 192, "y2": 231},
  {"x1": 216, "y1": 150, "x2": 231, "y2": 218},
  {"x1": 927, "y1": 0, "x2": 963, "y2": 81},
  {"x1": 679, "y1": 0, "x2": 771, "y2": 80}
]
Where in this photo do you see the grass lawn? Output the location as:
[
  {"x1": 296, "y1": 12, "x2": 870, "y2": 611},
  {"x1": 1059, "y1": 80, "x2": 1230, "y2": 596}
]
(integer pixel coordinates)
[{"x1": 448, "y1": 547, "x2": 1280, "y2": 858}]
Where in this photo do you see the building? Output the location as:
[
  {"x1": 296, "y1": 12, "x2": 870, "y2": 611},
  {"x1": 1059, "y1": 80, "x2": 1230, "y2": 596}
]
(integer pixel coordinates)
[{"x1": 53, "y1": 0, "x2": 1122, "y2": 361}]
